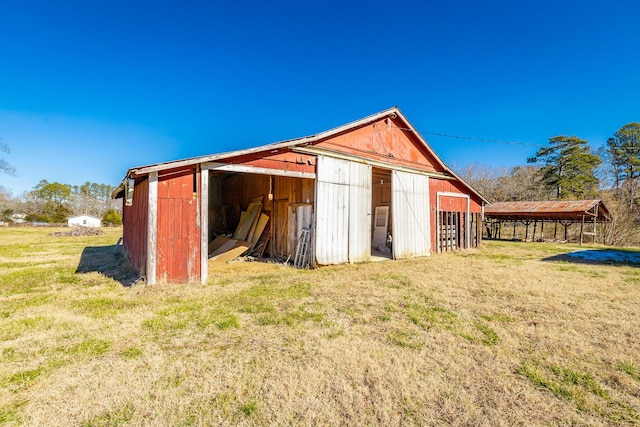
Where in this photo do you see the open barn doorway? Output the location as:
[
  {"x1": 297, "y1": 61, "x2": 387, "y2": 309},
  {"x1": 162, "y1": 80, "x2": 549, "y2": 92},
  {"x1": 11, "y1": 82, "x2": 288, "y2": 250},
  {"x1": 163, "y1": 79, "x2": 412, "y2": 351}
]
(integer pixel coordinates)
[
  {"x1": 206, "y1": 171, "x2": 315, "y2": 266},
  {"x1": 371, "y1": 168, "x2": 392, "y2": 260}
]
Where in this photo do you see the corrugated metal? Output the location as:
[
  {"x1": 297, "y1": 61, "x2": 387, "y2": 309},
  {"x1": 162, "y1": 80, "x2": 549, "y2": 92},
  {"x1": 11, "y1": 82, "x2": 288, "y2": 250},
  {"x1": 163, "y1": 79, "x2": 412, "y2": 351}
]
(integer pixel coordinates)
[
  {"x1": 315, "y1": 156, "x2": 350, "y2": 265},
  {"x1": 315, "y1": 156, "x2": 372, "y2": 265},
  {"x1": 392, "y1": 171, "x2": 430, "y2": 259},
  {"x1": 485, "y1": 200, "x2": 611, "y2": 221},
  {"x1": 348, "y1": 161, "x2": 372, "y2": 263}
]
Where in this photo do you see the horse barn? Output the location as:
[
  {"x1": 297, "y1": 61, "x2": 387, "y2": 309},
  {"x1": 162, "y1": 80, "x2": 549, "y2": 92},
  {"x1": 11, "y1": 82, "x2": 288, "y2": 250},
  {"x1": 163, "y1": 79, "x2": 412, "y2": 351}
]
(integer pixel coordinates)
[{"x1": 113, "y1": 107, "x2": 489, "y2": 284}]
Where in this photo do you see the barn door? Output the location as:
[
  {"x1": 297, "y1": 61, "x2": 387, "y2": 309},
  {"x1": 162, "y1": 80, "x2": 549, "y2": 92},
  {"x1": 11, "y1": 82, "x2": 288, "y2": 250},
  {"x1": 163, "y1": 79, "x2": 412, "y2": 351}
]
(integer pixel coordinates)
[
  {"x1": 348, "y1": 161, "x2": 372, "y2": 263},
  {"x1": 391, "y1": 171, "x2": 430, "y2": 259},
  {"x1": 315, "y1": 156, "x2": 371, "y2": 264}
]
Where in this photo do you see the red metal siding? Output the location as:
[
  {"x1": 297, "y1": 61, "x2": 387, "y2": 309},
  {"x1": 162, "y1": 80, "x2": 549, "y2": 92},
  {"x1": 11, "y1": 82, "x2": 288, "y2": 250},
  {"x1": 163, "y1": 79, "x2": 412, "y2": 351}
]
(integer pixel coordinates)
[
  {"x1": 156, "y1": 167, "x2": 201, "y2": 283},
  {"x1": 314, "y1": 117, "x2": 447, "y2": 173},
  {"x1": 122, "y1": 177, "x2": 149, "y2": 276}
]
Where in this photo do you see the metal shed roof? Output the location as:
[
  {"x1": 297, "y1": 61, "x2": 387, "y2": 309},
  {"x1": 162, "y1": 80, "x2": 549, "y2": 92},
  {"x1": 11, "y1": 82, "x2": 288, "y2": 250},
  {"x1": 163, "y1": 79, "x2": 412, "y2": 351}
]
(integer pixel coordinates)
[
  {"x1": 113, "y1": 107, "x2": 489, "y2": 203},
  {"x1": 484, "y1": 200, "x2": 611, "y2": 221}
]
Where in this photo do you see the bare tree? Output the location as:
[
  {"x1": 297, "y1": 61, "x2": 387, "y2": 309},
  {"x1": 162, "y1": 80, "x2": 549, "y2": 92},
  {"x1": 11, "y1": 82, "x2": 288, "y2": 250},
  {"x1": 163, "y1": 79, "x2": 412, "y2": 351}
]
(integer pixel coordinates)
[{"x1": 0, "y1": 139, "x2": 17, "y2": 176}]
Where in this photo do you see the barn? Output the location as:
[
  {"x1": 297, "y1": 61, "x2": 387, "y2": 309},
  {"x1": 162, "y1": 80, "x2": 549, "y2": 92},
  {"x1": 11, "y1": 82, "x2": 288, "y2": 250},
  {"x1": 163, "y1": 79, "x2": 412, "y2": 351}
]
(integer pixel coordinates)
[{"x1": 113, "y1": 107, "x2": 489, "y2": 284}]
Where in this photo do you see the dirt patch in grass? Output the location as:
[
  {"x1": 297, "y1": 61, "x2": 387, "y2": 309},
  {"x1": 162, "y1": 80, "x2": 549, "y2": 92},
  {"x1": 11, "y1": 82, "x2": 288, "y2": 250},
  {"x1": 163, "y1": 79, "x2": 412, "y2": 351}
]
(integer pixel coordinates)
[{"x1": 0, "y1": 230, "x2": 639, "y2": 426}]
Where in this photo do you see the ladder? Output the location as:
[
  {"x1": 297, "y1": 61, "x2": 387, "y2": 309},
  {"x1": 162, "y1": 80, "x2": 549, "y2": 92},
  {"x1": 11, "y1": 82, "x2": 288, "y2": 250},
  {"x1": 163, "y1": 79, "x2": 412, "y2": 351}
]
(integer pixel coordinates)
[{"x1": 293, "y1": 228, "x2": 312, "y2": 269}]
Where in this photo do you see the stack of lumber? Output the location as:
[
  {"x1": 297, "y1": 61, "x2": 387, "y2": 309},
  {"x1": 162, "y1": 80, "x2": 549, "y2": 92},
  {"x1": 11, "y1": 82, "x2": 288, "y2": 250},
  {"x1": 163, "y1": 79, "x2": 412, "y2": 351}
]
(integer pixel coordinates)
[{"x1": 208, "y1": 196, "x2": 270, "y2": 264}]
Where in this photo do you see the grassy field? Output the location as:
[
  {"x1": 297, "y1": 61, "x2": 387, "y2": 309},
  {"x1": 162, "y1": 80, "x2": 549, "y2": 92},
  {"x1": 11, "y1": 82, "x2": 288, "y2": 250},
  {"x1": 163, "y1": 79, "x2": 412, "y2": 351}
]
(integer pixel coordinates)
[{"x1": 1, "y1": 227, "x2": 639, "y2": 426}]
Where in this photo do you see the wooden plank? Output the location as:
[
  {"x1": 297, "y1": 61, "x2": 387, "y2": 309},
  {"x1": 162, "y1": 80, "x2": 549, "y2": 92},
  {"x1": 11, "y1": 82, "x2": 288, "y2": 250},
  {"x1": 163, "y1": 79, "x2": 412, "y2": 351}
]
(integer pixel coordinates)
[
  {"x1": 208, "y1": 235, "x2": 233, "y2": 256},
  {"x1": 233, "y1": 203, "x2": 261, "y2": 240},
  {"x1": 250, "y1": 214, "x2": 269, "y2": 247},
  {"x1": 209, "y1": 241, "x2": 252, "y2": 264},
  {"x1": 203, "y1": 162, "x2": 316, "y2": 179},
  {"x1": 232, "y1": 211, "x2": 248, "y2": 237},
  {"x1": 246, "y1": 204, "x2": 263, "y2": 242},
  {"x1": 210, "y1": 238, "x2": 237, "y2": 258}
]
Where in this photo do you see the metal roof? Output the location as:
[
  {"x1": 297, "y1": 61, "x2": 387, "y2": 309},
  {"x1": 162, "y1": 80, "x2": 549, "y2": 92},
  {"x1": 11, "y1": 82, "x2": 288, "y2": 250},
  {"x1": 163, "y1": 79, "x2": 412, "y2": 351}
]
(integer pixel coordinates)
[
  {"x1": 113, "y1": 107, "x2": 489, "y2": 203},
  {"x1": 484, "y1": 200, "x2": 611, "y2": 221}
]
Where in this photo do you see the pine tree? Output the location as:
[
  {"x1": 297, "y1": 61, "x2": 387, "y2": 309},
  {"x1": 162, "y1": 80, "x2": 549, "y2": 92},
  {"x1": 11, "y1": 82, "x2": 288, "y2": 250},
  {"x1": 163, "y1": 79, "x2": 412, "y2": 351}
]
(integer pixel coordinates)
[
  {"x1": 606, "y1": 122, "x2": 640, "y2": 215},
  {"x1": 606, "y1": 122, "x2": 640, "y2": 187},
  {"x1": 529, "y1": 136, "x2": 601, "y2": 199}
]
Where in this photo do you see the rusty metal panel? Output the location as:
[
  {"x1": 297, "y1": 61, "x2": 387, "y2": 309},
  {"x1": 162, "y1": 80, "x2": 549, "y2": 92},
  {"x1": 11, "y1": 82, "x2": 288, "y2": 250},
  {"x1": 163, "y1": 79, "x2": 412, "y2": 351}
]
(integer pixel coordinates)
[
  {"x1": 392, "y1": 171, "x2": 430, "y2": 259},
  {"x1": 485, "y1": 200, "x2": 610, "y2": 221}
]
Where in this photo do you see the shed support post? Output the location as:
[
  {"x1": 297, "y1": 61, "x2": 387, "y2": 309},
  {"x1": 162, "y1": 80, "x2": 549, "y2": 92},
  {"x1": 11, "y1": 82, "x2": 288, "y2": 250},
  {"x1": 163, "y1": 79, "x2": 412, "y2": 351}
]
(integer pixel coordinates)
[
  {"x1": 594, "y1": 205, "x2": 598, "y2": 244},
  {"x1": 513, "y1": 221, "x2": 516, "y2": 239},
  {"x1": 270, "y1": 176, "x2": 275, "y2": 259},
  {"x1": 540, "y1": 220, "x2": 545, "y2": 241},
  {"x1": 580, "y1": 215, "x2": 585, "y2": 246},
  {"x1": 533, "y1": 220, "x2": 537, "y2": 242},
  {"x1": 200, "y1": 168, "x2": 209, "y2": 284},
  {"x1": 554, "y1": 220, "x2": 558, "y2": 239}
]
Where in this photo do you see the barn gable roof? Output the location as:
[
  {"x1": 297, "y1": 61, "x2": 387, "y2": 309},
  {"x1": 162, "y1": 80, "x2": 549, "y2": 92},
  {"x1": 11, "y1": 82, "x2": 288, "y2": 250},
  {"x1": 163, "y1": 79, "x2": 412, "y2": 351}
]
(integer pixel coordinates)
[{"x1": 114, "y1": 107, "x2": 488, "y2": 203}]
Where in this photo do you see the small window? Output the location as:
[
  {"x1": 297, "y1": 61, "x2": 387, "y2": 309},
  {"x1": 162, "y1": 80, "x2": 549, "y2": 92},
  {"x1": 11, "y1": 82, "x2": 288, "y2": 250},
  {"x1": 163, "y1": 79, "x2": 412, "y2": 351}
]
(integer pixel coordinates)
[{"x1": 83, "y1": 220, "x2": 87, "y2": 225}]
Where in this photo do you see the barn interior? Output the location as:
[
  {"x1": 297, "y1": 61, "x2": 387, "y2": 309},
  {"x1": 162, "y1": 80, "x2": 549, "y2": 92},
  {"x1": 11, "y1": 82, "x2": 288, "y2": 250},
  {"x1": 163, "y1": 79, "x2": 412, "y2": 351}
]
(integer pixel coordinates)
[
  {"x1": 207, "y1": 172, "x2": 314, "y2": 261},
  {"x1": 371, "y1": 168, "x2": 393, "y2": 259},
  {"x1": 206, "y1": 167, "x2": 405, "y2": 264}
]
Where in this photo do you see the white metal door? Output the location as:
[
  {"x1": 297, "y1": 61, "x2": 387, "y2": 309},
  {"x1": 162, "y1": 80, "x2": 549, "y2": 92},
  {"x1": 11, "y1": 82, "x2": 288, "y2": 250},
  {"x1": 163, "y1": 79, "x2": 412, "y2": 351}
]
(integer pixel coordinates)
[
  {"x1": 315, "y1": 156, "x2": 371, "y2": 264},
  {"x1": 348, "y1": 161, "x2": 371, "y2": 263},
  {"x1": 391, "y1": 171, "x2": 430, "y2": 259}
]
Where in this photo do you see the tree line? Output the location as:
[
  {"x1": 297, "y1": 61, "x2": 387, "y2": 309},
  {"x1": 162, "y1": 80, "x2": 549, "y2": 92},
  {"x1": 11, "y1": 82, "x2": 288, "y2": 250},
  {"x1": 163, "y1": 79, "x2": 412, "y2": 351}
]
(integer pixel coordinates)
[
  {"x1": 0, "y1": 180, "x2": 122, "y2": 226},
  {"x1": 458, "y1": 122, "x2": 640, "y2": 245}
]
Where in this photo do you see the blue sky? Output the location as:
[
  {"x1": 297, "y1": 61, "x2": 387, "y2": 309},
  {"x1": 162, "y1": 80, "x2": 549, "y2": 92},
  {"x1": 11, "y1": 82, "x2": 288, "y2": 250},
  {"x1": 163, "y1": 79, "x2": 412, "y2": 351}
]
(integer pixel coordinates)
[{"x1": 1, "y1": 0, "x2": 639, "y2": 195}]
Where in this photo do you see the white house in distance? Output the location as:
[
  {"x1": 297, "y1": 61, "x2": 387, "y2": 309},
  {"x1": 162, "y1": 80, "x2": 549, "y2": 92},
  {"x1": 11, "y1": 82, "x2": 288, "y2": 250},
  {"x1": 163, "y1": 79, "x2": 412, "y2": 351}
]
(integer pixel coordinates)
[{"x1": 68, "y1": 214, "x2": 102, "y2": 228}]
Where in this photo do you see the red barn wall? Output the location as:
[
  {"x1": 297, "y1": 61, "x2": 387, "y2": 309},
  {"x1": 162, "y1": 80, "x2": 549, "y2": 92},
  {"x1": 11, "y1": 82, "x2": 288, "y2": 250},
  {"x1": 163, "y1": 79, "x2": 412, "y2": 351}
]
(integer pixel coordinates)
[
  {"x1": 156, "y1": 167, "x2": 201, "y2": 283},
  {"x1": 123, "y1": 177, "x2": 149, "y2": 276},
  {"x1": 315, "y1": 117, "x2": 447, "y2": 173}
]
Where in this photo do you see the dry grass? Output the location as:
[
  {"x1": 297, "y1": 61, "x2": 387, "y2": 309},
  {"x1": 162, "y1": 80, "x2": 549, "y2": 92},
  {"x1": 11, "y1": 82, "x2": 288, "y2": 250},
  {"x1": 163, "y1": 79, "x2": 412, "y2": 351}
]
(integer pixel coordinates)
[{"x1": 1, "y1": 227, "x2": 639, "y2": 426}]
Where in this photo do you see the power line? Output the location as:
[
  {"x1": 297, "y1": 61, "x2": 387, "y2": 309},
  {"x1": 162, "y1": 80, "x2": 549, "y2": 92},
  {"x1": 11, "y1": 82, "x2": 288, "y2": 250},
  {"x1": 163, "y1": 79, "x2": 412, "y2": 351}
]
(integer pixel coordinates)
[
  {"x1": 391, "y1": 125, "x2": 545, "y2": 147},
  {"x1": 420, "y1": 130, "x2": 545, "y2": 147}
]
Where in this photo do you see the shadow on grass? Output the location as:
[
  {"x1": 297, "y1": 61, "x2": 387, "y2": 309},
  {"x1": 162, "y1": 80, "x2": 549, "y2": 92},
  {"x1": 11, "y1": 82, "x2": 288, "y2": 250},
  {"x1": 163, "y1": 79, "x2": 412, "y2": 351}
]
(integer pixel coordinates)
[
  {"x1": 76, "y1": 245, "x2": 140, "y2": 286},
  {"x1": 543, "y1": 249, "x2": 640, "y2": 267}
]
